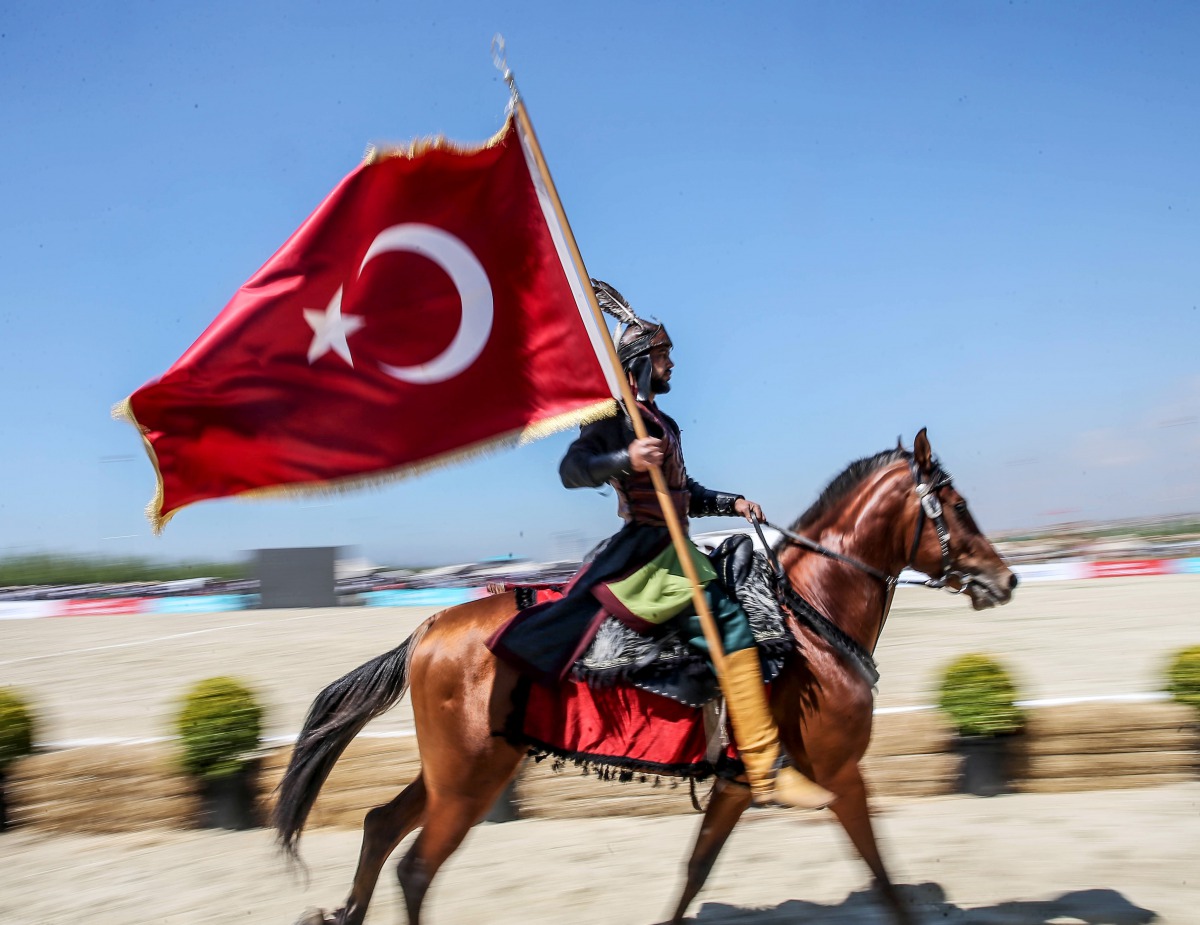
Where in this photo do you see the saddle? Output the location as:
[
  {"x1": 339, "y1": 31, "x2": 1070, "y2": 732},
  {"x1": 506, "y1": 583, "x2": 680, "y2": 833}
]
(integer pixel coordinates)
[{"x1": 514, "y1": 546, "x2": 796, "y2": 708}]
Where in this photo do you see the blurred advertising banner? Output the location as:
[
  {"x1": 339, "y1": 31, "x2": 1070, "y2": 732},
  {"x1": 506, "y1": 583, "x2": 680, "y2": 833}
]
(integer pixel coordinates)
[
  {"x1": 1084, "y1": 560, "x2": 1172, "y2": 579},
  {"x1": 57, "y1": 598, "x2": 147, "y2": 616},
  {"x1": 0, "y1": 601, "x2": 59, "y2": 620},
  {"x1": 1011, "y1": 562, "x2": 1088, "y2": 582},
  {"x1": 362, "y1": 588, "x2": 488, "y2": 608},
  {"x1": 149, "y1": 595, "x2": 254, "y2": 614}
]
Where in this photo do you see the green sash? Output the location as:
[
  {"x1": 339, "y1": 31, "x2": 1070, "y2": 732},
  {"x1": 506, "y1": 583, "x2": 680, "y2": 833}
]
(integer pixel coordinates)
[{"x1": 602, "y1": 540, "x2": 717, "y2": 625}]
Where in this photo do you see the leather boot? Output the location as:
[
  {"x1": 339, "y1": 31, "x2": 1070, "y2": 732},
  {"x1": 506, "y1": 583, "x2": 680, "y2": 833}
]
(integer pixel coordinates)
[{"x1": 722, "y1": 648, "x2": 835, "y2": 810}]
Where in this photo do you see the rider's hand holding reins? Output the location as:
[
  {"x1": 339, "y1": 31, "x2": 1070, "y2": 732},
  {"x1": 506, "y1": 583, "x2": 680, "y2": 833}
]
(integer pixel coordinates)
[{"x1": 735, "y1": 498, "x2": 764, "y2": 523}]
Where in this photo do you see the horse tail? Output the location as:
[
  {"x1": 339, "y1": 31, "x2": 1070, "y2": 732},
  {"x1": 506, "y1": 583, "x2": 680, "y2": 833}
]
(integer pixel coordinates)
[{"x1": 272, "y1": 619, "x2": 431, "y2": 857}]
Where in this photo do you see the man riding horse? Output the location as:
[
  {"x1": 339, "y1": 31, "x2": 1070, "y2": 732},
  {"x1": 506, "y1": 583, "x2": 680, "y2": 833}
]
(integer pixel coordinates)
[{"x1": 488, "y1": 280, "x2": 832, "y2": 810}]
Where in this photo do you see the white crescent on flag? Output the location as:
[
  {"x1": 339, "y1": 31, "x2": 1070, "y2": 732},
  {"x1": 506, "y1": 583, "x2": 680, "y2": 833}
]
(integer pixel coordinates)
[{"x1": 362, "y1": 223, "x2": 495, "y2": 385}]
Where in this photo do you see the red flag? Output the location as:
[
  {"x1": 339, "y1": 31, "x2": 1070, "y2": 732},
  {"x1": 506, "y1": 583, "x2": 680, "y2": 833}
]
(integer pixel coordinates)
[{"x1": 116, "y1": 117, "x2": 619, "y2": 531}]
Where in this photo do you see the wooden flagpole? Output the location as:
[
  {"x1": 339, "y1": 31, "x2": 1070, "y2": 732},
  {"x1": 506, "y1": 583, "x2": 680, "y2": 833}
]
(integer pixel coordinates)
[{"x1": 503, "y1": 63, "x2": 729, "y2": 679}]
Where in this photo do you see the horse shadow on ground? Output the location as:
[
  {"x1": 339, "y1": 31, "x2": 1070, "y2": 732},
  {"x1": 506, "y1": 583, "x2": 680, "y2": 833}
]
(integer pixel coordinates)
[{"x1": 670, "y1": 883, "x2": 1157, "y2": 924}]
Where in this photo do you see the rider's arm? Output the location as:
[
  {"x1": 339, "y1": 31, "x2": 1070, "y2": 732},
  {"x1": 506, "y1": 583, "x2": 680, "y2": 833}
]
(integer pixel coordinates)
[
  {"x1": 686, "y1": 478, "x2": 744, "y2": 518},
  {"x1": 559, "y1": 419, "x2": 633, "y2": 489}
]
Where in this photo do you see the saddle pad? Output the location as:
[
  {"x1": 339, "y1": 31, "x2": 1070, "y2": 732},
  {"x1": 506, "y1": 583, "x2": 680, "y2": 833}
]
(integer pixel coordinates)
[
  {"x1": 519, "y1": 675, "x2": 738, "y2": 779},
  {"x1": 503, "y1": 553, "x2": 794, "y2": 710},
  {"x1": 573, "y1": 551, "x2": 794, "y2": 707}
]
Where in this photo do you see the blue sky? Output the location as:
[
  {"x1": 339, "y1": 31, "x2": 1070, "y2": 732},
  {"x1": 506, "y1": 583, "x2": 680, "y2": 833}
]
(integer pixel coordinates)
[{"x1": 1, "y1": 1, "x2": 1197, "y2": 566}]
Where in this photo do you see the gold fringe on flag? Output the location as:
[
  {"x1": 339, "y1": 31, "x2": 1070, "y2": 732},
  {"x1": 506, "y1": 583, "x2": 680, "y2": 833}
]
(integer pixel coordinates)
[
  {"x1": 363, "y1": 117, "x2": 513, "y2": 166},
  {"x1": 112, "y1": 395, "x2": 616, "y2": 535}
]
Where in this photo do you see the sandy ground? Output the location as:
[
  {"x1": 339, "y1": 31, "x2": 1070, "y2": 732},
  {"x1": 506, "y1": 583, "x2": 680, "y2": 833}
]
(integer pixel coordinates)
[
  {"x1": 1, "y1": 575, "x2": 1199, "y2": 924},
  {"x1": 2, "y1": 785, "x2": 1196, "y2": 924}
]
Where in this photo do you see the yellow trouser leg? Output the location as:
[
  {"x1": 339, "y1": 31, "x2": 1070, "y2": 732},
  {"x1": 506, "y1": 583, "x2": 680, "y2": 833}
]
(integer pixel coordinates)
[{"x1": 722, "y1": 648, "x2": 834, "y2": 810}]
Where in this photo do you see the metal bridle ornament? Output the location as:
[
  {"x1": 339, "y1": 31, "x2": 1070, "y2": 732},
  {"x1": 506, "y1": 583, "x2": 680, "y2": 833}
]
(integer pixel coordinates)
[{"x1": 905, "y1": 459, "x2": 980, "y2": 596}]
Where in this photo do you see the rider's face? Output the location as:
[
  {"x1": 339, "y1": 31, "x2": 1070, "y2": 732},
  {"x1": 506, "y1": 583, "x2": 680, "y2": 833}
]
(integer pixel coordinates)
[{"x1": 648, "y1": 344, "x2": 673, "y2": 394}]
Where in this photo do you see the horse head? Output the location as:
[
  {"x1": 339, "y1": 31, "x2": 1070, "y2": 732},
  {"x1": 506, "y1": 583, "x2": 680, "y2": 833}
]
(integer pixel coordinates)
[
  {"x1": 778, "y1": 428, "x2": 1017, "y2": 640},
  {"x1": 905, "y1": 428, "x2": 1017, "y2": 611}
]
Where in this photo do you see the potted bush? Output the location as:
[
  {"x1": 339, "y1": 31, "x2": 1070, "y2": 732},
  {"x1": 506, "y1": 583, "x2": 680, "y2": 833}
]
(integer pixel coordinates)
[
  {"x1": 176, "y1": 677, "x2": 264, "y2": 830},
  {"x1": 0, "y1": 687, "x2": 36, "y2": 831},
  {"x1": 937, "y1": 654, "x2": 1025, "y2": 796},
  {"x1": 1165, "y1": 645, "x2": 1200, "y2": 712},
  {"x1": 1166, "y1": 645, "x2": 1200, "y2": 773}
]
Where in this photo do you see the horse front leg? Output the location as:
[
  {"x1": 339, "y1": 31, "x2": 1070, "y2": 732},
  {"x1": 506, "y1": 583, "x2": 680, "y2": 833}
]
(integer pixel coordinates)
[
  {"x1": 666, "y1": 778, "x2": 752, "y2": 924},
  {"x1": 826, "y1": 763, "x2": 915, "y2": 925}
]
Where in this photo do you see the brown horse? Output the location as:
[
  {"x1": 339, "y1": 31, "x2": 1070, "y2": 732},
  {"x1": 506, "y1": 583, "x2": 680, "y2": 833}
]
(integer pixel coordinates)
[{"x1": 274, "y1": 429, "x2": 1016, "y2": 925}]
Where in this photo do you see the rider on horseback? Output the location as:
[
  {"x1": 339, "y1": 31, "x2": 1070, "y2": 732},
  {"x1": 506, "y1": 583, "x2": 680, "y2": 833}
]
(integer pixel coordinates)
[{"x1": 488, "y1": 280, "x2": 833, "y2": 810}]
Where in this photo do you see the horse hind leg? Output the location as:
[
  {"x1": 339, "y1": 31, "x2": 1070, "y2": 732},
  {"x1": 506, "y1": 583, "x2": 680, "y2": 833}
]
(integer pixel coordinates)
[
  {"x1": 396, "y1": 758, "x2": 524, "y2": 925},
  {"x1": 315, "y1": 774, "x2": 428, "y2": 925},
  {"x1": 667, "y1": 779, "x2": 752, "y2": 924}
]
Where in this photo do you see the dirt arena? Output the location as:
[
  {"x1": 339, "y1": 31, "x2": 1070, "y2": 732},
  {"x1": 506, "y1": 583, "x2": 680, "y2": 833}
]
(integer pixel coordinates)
[{"x1": 1, "y1": 575, "x2": 1198, "y2": 923}]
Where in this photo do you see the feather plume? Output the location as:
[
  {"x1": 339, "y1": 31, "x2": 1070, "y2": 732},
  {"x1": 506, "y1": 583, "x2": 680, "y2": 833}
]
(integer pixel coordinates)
[{"x1": 591, "y1": 279, "x2": 641, "y2": 327}]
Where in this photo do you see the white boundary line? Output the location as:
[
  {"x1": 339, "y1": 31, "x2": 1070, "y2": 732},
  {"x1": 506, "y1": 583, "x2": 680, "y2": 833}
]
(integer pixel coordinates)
[{"x1": 874, "y1": 691, "x2": 1170, "y2": 716}]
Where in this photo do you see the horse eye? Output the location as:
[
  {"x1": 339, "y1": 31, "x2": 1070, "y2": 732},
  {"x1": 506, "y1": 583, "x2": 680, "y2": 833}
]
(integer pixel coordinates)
[{"x1": 954, "y1": 501, "x2": 968, "y2": 516}]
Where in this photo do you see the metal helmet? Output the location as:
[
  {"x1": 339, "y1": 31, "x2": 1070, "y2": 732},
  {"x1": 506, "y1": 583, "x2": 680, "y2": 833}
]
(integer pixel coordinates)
[{"x1": 592, "y1": 279, "x2": 672, "y2": 398}]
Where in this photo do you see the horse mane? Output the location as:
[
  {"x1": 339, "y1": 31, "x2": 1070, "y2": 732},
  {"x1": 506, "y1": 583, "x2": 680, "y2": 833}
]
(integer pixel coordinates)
[{"x1": 784, "y1": 447, "x2": 913, "y2": 535}]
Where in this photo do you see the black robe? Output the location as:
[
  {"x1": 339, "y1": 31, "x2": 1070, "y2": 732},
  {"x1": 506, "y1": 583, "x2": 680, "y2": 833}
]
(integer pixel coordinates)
[{"x1": 486, "y1": 401, "x2": 741, "y2": 685}]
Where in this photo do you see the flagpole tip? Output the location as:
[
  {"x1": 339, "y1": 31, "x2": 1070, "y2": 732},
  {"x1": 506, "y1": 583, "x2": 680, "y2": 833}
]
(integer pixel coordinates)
[
  {"x1": 490, "y1": 33, "x2": 508, "y2": 72},
  {"x1": 491, "y1": 33, "x2": 518, "y2": 102}
]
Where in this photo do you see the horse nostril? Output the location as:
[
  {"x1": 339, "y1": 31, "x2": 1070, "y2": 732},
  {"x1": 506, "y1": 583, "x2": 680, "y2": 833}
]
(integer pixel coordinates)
[{"x1": 1008, "y1": 573, "x2": 1019, "y2": 591}]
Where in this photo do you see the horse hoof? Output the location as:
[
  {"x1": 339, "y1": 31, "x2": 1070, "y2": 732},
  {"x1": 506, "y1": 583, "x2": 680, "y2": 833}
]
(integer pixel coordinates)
[{"x1": 293, "y1": 909, "x2": 333, "y2": 925}]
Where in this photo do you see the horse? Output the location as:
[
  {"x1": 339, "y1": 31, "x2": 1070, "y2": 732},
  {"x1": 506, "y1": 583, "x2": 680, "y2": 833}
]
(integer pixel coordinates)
[{"x1": 274, "y1": 428, "x2": 1017, "y2": 925}]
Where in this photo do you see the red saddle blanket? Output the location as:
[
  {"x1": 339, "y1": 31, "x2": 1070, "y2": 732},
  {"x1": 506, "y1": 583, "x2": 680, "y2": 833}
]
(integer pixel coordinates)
[{"x1": 520, "y1": 675, "x2": 738, "y2": 778}]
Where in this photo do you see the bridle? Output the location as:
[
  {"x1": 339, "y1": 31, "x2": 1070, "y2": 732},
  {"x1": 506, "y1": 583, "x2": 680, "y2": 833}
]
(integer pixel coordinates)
[
  {"x1": 749, "y1": 454, "x2": 977, "y2": 686},
  {"x1": 905, "y1": 457, "x2": 975, "y2": 594}
]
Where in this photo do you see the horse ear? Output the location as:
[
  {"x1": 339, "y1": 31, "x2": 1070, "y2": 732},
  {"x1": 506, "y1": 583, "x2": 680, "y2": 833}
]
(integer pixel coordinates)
[{"x1": 913, "y1": 427, "x2": 932, "y2": 470}]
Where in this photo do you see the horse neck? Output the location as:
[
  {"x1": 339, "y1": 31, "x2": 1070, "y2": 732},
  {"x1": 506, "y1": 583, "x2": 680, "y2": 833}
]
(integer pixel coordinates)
[{"x1": 779, "y1": 463, "x2": 915, "y2": 650}]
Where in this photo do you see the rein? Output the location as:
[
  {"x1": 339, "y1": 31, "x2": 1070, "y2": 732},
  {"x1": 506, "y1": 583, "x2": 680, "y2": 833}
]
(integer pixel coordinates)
[
  {"x1": 750, "y1": 516, "x2": 881, "y2": 687},
  {"x1": 748, "y1": 456, "x2": 969, "y2": 689}
]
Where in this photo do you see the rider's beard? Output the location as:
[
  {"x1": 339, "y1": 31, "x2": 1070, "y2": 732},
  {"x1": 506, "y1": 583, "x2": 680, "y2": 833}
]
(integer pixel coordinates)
[{"x1": 650, "y1": 373, "x2": 671, "y2": 394}]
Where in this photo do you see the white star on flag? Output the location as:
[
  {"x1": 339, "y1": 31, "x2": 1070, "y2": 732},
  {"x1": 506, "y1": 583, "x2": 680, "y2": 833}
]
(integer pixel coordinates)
[{"x1": 304, "y1": 286, "x2": 365, "y2": 366}]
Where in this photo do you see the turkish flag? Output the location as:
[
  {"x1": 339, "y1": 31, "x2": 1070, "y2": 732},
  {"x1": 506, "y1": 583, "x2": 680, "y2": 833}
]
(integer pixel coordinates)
[{"x1": 118, "y1": 117, "x2": 619, "y2": 531}]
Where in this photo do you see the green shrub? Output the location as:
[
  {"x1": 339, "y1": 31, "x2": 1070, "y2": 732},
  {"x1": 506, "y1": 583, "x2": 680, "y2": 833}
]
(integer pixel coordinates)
[
  {"x1": 1166, "y1": 645, "x2": 1200, "y2": 711},
  {"x1": 176, "y1": 677, "x2": 263, "y2": 780},
  {"x1": 937, "y1": 654, "x2": 1025, "y2": 737},
  {"x1": 0, "y1": 688, "x2": 36, "y2": 773}
]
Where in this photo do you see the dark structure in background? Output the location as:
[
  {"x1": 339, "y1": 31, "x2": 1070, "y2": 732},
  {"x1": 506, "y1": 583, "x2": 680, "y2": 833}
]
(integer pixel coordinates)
[{"x1": 257, "y1": 547, "x2": 337, "y2": 608}]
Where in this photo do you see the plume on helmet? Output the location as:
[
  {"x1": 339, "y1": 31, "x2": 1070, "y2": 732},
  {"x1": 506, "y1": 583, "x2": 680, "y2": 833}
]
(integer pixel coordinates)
[{"x1": 592, "y1": 279, "x2": 640, "y2": 329}]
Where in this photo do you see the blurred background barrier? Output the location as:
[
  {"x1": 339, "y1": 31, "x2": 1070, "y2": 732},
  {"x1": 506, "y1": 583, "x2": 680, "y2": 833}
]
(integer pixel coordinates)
[
  {"x1": 5, "y1": 557, "x2": 1198, "y2": 620},
  {"x1": 361, "y1": 588, "x2": 489, "y2": 607},
  {"x1": 0, "y1": 601, "x2": 58, "y2": 619},
  {"x1": 148, "y1": 595, "x2": 255, "y2": 614},
  {"x1": 2, "y1": 556, "x2": 1200, "y2": 623},
  {"x1": 1009, "y1": 562, "x2": 1087, "y2": 582},
  {"x1": 5, "y1": 702, "x2": 1196, "y2": 833}
]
